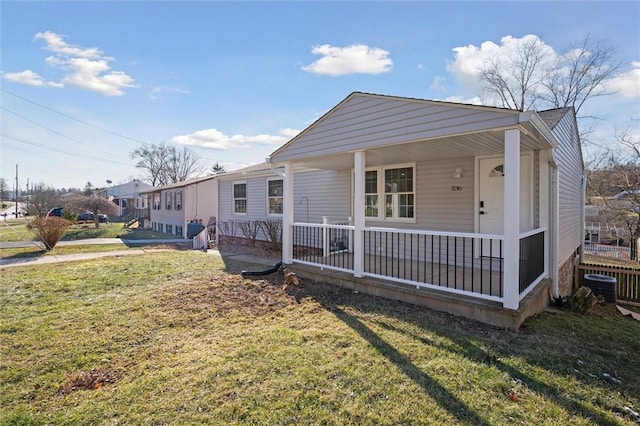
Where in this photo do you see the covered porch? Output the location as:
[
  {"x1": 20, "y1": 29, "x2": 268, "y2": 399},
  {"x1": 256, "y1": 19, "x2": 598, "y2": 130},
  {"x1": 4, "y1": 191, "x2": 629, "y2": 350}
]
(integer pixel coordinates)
[{"x1": 268, "y1": 93, "x2": 559, "y2": 324}]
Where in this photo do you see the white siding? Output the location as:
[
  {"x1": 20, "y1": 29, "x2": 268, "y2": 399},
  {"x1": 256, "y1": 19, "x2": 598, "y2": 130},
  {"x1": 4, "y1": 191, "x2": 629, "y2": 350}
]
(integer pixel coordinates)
[
  {"x1": 272, "y1": 94, "x2": 521, "y2": 162},
  {"x1": 553, "y1": 112, "x2": 583, "y2": 264}
]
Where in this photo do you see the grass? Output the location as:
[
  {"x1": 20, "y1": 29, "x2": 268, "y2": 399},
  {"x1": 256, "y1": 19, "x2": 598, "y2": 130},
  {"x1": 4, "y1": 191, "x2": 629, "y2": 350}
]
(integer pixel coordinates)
[
  {"x1": 1, "y1": 250, "x2": 639, "y2": 425},
  {"x1": 1, "y1": 220, "x2": 179, "y2": 243}
]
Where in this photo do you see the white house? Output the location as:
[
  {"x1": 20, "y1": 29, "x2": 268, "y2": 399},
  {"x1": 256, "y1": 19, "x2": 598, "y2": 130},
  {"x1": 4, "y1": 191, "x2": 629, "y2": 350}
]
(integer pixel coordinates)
[
  {"x1": 260, "y1": 92, "x2": 584, "y2": 329},
  {"x1": 97, "y1": 179, "x2": 155, "y2": 217}
]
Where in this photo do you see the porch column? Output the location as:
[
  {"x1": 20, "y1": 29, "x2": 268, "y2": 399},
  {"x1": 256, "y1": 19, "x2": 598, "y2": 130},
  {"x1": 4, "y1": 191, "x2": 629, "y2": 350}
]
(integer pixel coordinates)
[
  {"x1": 353, "y1": 150, "x2": 365, "y2": 277},
  {"x1": 282, "y1": 162, "x2": 294, "y2": 264},
  {"x1": 503, "y1": 129, "x2": 521, "y2": 310}
]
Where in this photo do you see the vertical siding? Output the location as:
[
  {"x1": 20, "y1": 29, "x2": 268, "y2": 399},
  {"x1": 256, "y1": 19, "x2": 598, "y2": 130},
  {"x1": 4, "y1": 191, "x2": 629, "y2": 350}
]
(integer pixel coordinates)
[{"x1": 553, "y1": 112, "x2": 584, "y2": 265}]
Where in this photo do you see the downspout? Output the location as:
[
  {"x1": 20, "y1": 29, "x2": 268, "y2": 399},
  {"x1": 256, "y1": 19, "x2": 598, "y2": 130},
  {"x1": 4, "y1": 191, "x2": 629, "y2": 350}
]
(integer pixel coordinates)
[
  {"x1": 579, "y1": 174, "x2": 587, "y2": 264},
  {"x1": 549, "y1": 152, "x2": 560, "y2": 300}
]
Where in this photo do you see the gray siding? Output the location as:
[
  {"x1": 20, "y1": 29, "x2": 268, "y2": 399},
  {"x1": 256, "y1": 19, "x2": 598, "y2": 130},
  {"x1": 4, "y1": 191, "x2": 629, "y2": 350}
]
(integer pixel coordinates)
[
  {"x1": 366, "y1": 157, "x2": 475, "y2": 232},
  {"x1": 272, "y1": 94, "x2": 520, "y2": 162},
  {"x1": 294, "y1": 170, "x2": 351, "y2": 223},
  {"x1": 553, "y1": 111, "x2": 583, "y2": 264}
]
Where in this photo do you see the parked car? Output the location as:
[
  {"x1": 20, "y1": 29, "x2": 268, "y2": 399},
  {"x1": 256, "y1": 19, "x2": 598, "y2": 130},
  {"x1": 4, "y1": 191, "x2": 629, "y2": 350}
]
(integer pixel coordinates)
[
  {"x1": 77, "y1": 212, "x2": 108, "y2": 223},
  {"x1": 46, "y1": 207, "x2": 63, "y2": 217}
]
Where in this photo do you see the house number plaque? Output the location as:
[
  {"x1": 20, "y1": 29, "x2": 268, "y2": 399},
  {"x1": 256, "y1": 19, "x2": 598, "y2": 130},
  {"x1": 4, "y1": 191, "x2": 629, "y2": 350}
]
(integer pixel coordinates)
[{"x1": 451, "y1": 186, "x2": 462, "y2": 191}]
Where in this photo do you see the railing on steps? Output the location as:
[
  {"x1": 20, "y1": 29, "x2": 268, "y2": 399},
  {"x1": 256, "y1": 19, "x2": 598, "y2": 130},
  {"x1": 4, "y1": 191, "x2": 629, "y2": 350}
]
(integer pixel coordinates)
[{"x1": 193, "y1": 227, "x2": 208, "y2": 251}]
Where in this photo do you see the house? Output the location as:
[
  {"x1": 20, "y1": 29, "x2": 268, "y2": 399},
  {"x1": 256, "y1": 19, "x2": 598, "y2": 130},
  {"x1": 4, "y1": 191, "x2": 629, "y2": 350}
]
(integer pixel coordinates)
[
  {"x1": 261, "y1": 92, "x2": 584, "y2": 329},
  {"x1": 141, "y1": 175, "x2": 218, "y2": 238},
  {"x1": 96, "y1": 179, "x2": 155, "y2": 221}
]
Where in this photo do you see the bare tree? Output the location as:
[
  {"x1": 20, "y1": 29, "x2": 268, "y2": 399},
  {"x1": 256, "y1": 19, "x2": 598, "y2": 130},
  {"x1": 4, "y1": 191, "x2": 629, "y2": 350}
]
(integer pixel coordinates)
[
  {"x1": 478, "y1": 36, "x2": 621, "y2": 116},
  {"x1": 587, "y1": 127, "x2": 640, "y2": 259},
  {"x1": 131, "y1": 143, "x2": 200, "y2": 186},
  {"x1": 25, "y1": 183, "x2": 61, "y2": 217},
  {"x1": 480, "y1": 36, "x2": 550, "y2": 110},
  {"x1": 0, "y1": 177, "x2": 7, "y2": 203},
  {"x1": 66, "y1": 195, "x2": 119, "y2": 228},
  {"x1": 539, "y1": 36, "x2": 622, "y2": 115},
  {"x1": 165, "y1": 146, "x2": 201, "y2": 183}
]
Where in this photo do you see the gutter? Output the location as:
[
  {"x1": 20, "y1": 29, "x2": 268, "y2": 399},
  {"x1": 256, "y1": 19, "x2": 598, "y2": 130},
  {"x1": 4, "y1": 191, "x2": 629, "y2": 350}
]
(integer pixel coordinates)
[{"x1": 519, "y1": 111, "x2": 559, "y2": 149}]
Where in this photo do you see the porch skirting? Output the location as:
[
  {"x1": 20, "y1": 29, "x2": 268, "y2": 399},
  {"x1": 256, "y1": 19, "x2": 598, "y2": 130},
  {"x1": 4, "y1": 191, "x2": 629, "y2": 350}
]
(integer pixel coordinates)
[{"x1": 289, "y1": 263, "x2": 552, "y2": 330}]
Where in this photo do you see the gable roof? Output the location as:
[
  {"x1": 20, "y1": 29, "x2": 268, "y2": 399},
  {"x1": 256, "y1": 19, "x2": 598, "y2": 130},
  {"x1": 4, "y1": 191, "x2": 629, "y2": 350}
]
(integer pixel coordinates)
[
  {"x1": 269, "y1": 91, "x2": 556, "y2": 165},
  {"x1": 537, "y1": 107, "x2": 573, "y2": 130}
]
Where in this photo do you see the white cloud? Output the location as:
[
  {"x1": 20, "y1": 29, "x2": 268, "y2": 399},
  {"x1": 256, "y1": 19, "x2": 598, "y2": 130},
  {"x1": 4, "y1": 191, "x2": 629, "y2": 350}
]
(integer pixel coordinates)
[
  {"x1": 605, "y1": 61, "x2": 640, "y2": 99},
  {"x1": 3, "y1": 70, "x2": 45, "y2": 86},
  {"x1": 148, "y1": 86, "x2": 190, "y2": 99},
  {"x1": 3, "y1": 31, "x2": 136, "y2": 96},
  {"x1": 447, "y1": 34, "x2": 557, "y2": 93},
  {"x1": 429, "y1": 75, "x2": 446, "y2": 92},
  {"x1": 439, "y1": 95, "x2": 483, "y2": 105},
  {"x1": 171, "y1": 128, "x2": 301, "y2": 150},
  {"x1": 302, "y1": 44, "x2": 392, "y2": 76},
  {"x1": 34, "y1": 31, "x2": 102, "y2": 59}
]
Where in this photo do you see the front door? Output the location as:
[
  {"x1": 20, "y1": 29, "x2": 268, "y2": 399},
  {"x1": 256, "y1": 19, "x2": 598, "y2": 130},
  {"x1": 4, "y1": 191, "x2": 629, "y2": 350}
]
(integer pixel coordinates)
[{"x1": 478, "y1": 155, "x2": 531, "y2": 256}]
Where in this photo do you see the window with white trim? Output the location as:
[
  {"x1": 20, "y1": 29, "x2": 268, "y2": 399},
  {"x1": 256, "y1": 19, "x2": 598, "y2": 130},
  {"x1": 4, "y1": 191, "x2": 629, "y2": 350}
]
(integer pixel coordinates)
[
  {"x1": 165, "y1": 191, "x2": 172, "y2": 210},
  {"x1": 175, "y1": 190, "x2": 183, "y2": 211},
  {"x1": 233, "y1": 182, "x2": 247, "y2": 214},
  {"x1": 364, "y1": 164, "x2": 415, "y2": 221},
  {"x1": 152, "y1": 193, "x2": 161, "y2": 210},
  {"x1": 267, "y1": 179, "x2": 283, "y2": 215}
]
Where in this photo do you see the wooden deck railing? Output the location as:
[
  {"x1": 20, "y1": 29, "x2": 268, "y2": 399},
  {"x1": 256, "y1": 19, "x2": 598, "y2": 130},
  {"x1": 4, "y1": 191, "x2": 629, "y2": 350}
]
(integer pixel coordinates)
[{"x1": 577, "y1": 263, "x2": 640, "y2": 304}]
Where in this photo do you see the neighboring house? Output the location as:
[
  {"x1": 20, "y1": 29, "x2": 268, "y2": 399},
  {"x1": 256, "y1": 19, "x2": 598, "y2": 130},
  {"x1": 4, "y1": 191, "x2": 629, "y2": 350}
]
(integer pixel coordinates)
[
  {"x1": 96, "y1": 179, "x2": 155, "y2": 218},
  {"x1": 260, "y1": 92, "x2": 584, "y2": 329},
  {"x1": 142, "y1": 175, "x2": 218, "y2": 238}
]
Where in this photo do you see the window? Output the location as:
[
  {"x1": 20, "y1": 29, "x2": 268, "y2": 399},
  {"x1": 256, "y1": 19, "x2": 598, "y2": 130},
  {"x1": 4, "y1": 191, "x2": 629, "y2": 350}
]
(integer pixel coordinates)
[
  {"x1": 365, "y1": 170, "x2": 378, "y2": 217},
  {"x1": 176, "y1": 225, "x2": 183, "y2": 237},
  {"x1": 166, "y1": 224, "x2": 173, "y2": 234},
  {"x1": 152, "y1": 194, "x2": 161, "y2": 210},
  {"x1": 165, "y1": 191, "x2": 172, "y2": 210},
  {"x1": 175, "y1": 190, "x2": 183, "y2": 210},
  {"x1": 234, "y1": 182, "x2": 247, "y2": 214},
  {"x1": 363, "y1": 165, "x2": 415, "y2": 221},
  {"x1": 267, "y1": 179, "x2": 283, "y2": 215}
]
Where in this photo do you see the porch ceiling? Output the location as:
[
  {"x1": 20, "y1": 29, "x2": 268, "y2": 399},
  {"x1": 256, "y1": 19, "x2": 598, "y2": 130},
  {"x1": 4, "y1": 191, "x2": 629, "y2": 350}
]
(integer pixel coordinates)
[{"x1": 292, "y1": 126, "x2": 551, "y2": 171}]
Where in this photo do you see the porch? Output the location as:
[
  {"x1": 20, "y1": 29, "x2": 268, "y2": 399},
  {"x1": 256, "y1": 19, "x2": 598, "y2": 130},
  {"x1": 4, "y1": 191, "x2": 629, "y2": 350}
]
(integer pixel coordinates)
[{"x1": 287, "y1": 222, "x2": 548, "y2": 328}]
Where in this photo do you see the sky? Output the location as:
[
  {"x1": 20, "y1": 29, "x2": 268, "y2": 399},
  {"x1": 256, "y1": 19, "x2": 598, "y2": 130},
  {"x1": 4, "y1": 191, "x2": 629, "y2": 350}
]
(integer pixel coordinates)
[{"x1": 1, "y1": 1, "x2": 639, "y2": 191}]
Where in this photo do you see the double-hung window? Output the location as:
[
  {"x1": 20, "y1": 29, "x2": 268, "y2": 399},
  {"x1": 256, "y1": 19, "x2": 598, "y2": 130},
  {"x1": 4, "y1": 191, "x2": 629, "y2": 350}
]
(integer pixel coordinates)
[
  {"x1": 175, "y1": 190, "x2": 183, "y2": 211},
  {"x1": 267, "y1": 179, "x2": 283, "y2": 215},
  {"x1": 364, "y1": 164, "x2": 415, "y2": 221},
  {"x1": 152, "y1": 193, "x2": 161, "y2": 210},
  {"x1": 165, "y1": 191, "x2": 172, "y2": 210},
  {"x1": 233, "y1": 182, "x2": 247, "y2": 214}
]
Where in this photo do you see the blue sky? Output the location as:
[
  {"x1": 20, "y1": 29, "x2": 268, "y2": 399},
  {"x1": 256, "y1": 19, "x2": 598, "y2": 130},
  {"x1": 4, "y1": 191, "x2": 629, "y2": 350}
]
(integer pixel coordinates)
[{"x1": 1, "y1": 1, "x2": 639, "y2": 190}]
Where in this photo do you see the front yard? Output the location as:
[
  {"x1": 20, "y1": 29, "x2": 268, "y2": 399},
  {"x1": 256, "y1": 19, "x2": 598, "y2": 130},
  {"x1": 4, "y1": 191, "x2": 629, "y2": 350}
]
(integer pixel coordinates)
[{"x1": 1, "y1": 250, "x2": 639, "y2": 425}]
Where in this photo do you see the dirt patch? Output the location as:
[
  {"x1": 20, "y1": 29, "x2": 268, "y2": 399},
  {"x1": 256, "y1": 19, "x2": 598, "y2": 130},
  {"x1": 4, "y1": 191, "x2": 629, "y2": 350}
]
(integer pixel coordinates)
[{"x1": 58, "y1": 367, "x2": 120, "y2": 395}]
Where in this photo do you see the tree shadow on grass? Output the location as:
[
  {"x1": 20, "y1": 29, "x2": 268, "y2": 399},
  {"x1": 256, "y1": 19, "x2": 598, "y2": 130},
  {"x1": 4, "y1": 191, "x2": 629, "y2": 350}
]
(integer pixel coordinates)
[
  {"x1": 329, "y1": 303, "x2": 491, "y2": 425},
  {"x1": 352, "y1": 300, "x2": 629, "y2": 426}
]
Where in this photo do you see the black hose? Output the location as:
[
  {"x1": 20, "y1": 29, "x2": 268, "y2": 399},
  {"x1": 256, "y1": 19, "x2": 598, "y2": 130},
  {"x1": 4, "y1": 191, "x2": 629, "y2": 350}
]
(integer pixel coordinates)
[{"x1": 241, "y1": 262, "x2": 282, "y2": 277}]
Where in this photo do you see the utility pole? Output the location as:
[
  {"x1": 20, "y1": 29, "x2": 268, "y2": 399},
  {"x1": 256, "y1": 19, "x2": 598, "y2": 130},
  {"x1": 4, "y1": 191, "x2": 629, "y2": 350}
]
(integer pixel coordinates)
[{"x1": 15, "y1": 164, "x2": 18, "y2": 217}]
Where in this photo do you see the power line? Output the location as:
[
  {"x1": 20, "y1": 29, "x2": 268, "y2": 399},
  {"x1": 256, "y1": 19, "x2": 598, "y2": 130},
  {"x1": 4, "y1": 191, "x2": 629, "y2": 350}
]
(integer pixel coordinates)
[
  {"x1": 1, "y1": 107, "x2": 131, "y2": 162},
  {"x1": 1, "y1": 133, "x2": 134, "y2": 166},
  {"x1": 2, "y1": 89, "x2": 150, "y2": 146}
]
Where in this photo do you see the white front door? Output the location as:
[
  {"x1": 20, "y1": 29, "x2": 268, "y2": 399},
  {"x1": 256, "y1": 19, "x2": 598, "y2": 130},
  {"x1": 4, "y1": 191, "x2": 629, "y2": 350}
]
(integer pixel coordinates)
[{"x1": 478, "y1": 155, "x2": 532, "y2": 256}]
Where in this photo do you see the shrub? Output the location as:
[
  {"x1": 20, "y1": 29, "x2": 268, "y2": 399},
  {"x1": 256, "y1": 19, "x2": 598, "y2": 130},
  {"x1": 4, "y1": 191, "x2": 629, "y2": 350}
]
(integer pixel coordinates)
[
  {"x1": 239, "y1": 220, "x2": 261, "y2": 247},
  {"x1": 259, "y1": 219, "x2": 282, "y2": 251},
  {"x1": 62, "y1": 209, "x2": 77, "y2": 222},
  {"x1": 218, "y1": 220, "x2": 238, "y2": 237},
  {"x1": 26, "y1": 217, "x2": 72, "y2": 250}
]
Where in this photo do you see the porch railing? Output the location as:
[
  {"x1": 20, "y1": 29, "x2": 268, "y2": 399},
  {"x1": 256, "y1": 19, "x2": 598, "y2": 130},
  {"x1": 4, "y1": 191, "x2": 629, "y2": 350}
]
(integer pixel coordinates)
[
  {"x1": 193, "y1": 227, "x2": 208, "y2": 250},
  {"x1": 364, "y1": 227, "x2": 504, "y2": 302},
  {"x1": 290, "y1": 222, "x2": 547, "y2": 307}
]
